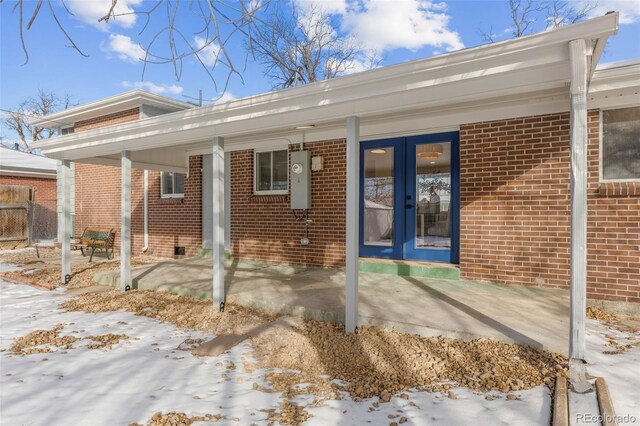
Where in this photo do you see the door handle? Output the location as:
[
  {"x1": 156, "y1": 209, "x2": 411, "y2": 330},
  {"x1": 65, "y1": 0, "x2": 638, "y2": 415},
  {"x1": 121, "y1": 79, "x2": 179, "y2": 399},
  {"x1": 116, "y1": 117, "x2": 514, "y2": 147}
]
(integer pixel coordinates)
[{"x1": 406, "y1": 204, "x2": 413, "y2": 209}]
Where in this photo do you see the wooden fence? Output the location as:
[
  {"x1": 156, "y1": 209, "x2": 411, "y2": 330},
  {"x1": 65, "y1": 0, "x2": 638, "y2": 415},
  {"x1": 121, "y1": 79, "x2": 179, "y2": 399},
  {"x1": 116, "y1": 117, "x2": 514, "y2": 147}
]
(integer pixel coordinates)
[{"x1": 0, "y1": 185, "x2": 34, "y2": 244}]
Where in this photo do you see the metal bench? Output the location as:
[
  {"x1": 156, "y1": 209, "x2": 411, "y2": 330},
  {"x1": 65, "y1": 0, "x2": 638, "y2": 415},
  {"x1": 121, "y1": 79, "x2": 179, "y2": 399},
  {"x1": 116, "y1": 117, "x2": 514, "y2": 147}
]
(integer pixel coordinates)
[{"x1": 71, "y1": 228, "x2": 116, "y2": 262}]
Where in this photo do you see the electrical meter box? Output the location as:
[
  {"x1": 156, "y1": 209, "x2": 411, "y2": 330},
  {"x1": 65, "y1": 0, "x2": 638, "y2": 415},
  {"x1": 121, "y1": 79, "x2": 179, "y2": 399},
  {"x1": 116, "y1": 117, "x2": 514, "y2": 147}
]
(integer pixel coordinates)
[{"x1": 290, "y1": 150, "x2": 311, "y2": 210}]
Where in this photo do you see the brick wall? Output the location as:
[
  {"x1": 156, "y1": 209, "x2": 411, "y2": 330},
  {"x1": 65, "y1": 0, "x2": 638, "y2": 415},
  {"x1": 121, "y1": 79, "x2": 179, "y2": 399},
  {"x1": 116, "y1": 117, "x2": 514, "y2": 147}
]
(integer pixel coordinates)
[
  {"x1": 586, "y1": 111, "x2": 640, "y2": 303},
  {"x1": 75, "y1": 160, "x2": 202, "y2": 258},
  {"x1": 74, "y1": 162, "x2": 126, "y2": 244},
  {"x1": 0, "y1": 175, "x2": 56, "y2": 205},
  {"x1": 460, "y1": 111, "x2": 640, "y2": 303},
  {"x1": 143, "y1": 157, "x2": 202, "y2": 257},
  {"x1": 459, "y1": 113, "x2": 572, "y2": 288},
  {"x1": 230, "y1": 140, "x2": 346, "y2": 267},
  {"x1": 73, "y1": 107, "x2": 202, "y2": 257},
  {"x1": 75, "y1": 108, "x2": 140, "y2": 132}
]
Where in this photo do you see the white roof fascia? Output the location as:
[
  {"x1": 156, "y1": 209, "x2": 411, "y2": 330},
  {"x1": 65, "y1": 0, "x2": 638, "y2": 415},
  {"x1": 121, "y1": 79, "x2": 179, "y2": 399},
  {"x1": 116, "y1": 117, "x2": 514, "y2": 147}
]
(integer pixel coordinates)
[
  {"x1": 587, "y1": 13, "x2": 618, "y2": 83},
  {"x1": 30, "y1": 90, "x2": 195, "y2": 128},
  {"x1": 0, "y1": 148, "x2": 58, "y2": 178},
  {"x1": 589, "y1": 61, "x2": 640, "y2": 109},
  {"x1": 0, "y1": 147, "x2": 58, "y2": 175},
  {"x1": 33, "y1": 14, "x2": 619, "y2": 162},
  {"x1": 0, "y1": 168, "x2": 57, "y2": 179}
]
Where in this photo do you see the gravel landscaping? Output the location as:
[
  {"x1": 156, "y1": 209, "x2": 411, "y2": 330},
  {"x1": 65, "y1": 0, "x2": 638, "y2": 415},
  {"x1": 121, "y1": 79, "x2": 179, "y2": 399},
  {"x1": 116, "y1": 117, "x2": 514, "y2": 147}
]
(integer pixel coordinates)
[{"x1": 2, "y1": 253, "x2": 638, "y2": 425}]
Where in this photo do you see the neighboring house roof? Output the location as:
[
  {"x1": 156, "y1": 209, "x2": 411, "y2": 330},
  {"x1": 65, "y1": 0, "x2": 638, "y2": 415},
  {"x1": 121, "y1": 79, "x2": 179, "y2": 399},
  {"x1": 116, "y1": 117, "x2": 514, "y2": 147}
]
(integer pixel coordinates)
[
  {"x1": 33, "y1": 14, "x2": 629, "y2": 174},
  {"x1": 0, "y1": 147, "x2": 58, "y2": 179},
  {"x1": 30, "y1": 89, "x2": 195, "y2": 128}
]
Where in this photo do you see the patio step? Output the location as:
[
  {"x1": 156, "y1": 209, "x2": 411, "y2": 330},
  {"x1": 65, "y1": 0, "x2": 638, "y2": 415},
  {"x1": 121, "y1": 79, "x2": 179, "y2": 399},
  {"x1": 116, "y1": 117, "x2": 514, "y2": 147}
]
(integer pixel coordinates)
[{"x1": 358, "y1": 258, "x2": 459, "y2": 280}]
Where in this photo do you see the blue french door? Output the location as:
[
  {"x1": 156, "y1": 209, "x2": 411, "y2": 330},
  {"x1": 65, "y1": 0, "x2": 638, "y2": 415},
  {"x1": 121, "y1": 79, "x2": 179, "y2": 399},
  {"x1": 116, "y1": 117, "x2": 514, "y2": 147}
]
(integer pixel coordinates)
[{"x1": 359, "y1": 132, "x2": 459, "y2": 263}]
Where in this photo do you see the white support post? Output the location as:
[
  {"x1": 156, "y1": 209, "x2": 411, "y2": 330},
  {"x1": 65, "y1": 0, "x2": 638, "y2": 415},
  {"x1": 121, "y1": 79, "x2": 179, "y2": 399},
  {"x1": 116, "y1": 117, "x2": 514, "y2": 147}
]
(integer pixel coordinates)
[
  {"x1": 345, "y1": 116, "x2": 360, "y2": 333},
  {"x1": 212, "y1": 137, "x2": 225, "y2": 309},
  {"x1": 60, "y1": 160, "x2": 72, "y2": 284},
  {"x1": 120, "y1": 151, "x2": 132, "y2": 291},
  {"x1": 224, "y1": 152, "x2": 231, "y2": 252},
  {"x1": 568, "y1": 38, "x2": 589, "y2": 390}
]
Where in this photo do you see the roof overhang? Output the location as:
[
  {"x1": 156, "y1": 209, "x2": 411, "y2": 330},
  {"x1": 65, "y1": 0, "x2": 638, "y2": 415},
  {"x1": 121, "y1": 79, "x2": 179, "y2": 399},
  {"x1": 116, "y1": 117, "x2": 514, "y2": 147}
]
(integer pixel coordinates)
[
  {"x1": 587, "y1": 60, "x2": 640, "y2": 109},
  {"x1": 33, "y1": 14, "x2": 621, "y2": 173},
  {"x1": 30, "y1": 90, "x2": 195, "y2": 128},
  {"x1": 0, "y1": 148, "x2": 58, "y2": 178},
  {"x1": 0, "y1": 167, "x2": 57, "y2": 179}
]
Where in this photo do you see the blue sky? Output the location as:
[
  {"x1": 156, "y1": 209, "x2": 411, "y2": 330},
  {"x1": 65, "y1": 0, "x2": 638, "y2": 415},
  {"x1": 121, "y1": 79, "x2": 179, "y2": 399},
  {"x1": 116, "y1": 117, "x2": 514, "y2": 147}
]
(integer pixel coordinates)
[{"x1": 1, "y1": 0, "x2": 639, "y2": 142}]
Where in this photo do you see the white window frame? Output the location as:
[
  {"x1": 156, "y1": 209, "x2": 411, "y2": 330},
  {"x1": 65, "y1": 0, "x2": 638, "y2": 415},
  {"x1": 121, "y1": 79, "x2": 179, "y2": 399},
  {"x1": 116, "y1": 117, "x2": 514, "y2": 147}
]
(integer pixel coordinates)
[
  {"x1": 160, "y1": 172, "x2": 185, "y2": 198},
  {"x1": 254, "y1": 146, "x2": 289, "y2": 195},
  {"x1": 599, "y1": 106, "x2": 640, "y2": 183}
]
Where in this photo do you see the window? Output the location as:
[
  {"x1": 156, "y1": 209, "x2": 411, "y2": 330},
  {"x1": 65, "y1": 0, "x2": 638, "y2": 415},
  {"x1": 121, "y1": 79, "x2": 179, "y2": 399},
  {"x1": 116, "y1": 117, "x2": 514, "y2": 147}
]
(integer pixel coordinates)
[
  {"x1": 602, "y1": 107, "x2": 640, "y2": 181},
  {"x1": 161, "y1": 172, "x2": 185, "y2": 198},
  {"x1": 60, "y1": 126, "x2": 74, "y2": 136},
  {"x1": 255, "y1": 149, "x2": 288, "y2": 193}
]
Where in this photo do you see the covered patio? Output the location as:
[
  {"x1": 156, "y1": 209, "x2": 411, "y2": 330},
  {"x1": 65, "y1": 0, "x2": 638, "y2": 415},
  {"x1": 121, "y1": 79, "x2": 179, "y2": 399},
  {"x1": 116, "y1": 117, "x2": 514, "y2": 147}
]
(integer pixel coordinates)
[
  {"x1": 92, "y1": 256, "x2": 570, "y2": 356},
  {"x1": 33, "y1": 14, "x2": 621, "y2": 387}
]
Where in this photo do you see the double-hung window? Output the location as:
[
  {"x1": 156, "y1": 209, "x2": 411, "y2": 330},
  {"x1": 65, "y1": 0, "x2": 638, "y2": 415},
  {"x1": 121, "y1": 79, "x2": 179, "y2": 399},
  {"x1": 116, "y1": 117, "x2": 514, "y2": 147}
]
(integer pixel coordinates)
[
  {"x1": 161, "y1": 172, "x2": 185, "y2": 198},
  {"x1": 601, "y1": 107, "x2": 640, "y2": 181},
  {"x1": 255, "y1": 148, "x2": 288, "y2": 194}
]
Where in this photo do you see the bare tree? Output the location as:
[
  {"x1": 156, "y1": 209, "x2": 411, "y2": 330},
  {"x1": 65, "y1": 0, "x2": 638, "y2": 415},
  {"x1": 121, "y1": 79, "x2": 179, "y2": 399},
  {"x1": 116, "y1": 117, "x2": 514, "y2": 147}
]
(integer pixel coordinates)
[
  {"x1": 545, "y1": 0, "x2": 598, "y2": 29},
  {"x1": 249, "y1": 2, "x2": 378, "y2": 88},
  {"x1": 2, "y1": 90, "x2": 73, "y2": 153},
  {"x1": 480, "y1": 0, "x2": 597, "y2": 43},
  {"x1": 4, "y1": 0, "x2": 271, "y2": 95},
  {"x1": 508, "y1": 0, "x2": 542, "y2": 37}
]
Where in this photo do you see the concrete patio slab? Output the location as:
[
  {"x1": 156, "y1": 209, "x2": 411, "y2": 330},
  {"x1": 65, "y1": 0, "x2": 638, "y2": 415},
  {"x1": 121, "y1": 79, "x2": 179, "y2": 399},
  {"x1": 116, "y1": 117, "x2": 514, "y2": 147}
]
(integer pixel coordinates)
[{"x1": 94, "y1": 257, "x2": 570, "y2": 355}]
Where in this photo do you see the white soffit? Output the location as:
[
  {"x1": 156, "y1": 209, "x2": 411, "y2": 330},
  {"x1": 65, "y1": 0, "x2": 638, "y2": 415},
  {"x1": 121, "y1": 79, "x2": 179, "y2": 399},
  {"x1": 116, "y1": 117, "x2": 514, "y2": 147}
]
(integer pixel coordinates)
[{"x1": 33, "y1": 14, "x2": 620, "y2": 166}]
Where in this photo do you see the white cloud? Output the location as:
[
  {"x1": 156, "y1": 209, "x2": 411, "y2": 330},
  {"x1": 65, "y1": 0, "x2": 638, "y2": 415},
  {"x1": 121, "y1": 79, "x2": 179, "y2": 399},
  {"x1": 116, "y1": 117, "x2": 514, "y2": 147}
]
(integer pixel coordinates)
[
  {"x1": 214, "y1": 92, "x2": 237, "y2": 104},
  {"x1": 587, "y1": 0, "x2": 640, "y2": 25},
  {"x1": 103, "y1": 34, "x2": 145, "y2": 63},
  {"x1": 194, "y1": 36, "x2": 221, "y2": 67},
  {"x1": 66, "y1": 0, "x2": 142, "y2": 30},
  {"x1": 340, "y1": 0, "x2": 464, "y2": 52},
  {"x1": 340, "y1": 58, "x2": 375, "y2": 75},
  {"x1": 121, "y1": 81, "x2": 184, "y2": 95},
  {"x1": 294, "y1": 0, "x2": 348, "y2": 15},
  {"x1": 335, "y1": 51, "x2": 382, "y2": 76}
]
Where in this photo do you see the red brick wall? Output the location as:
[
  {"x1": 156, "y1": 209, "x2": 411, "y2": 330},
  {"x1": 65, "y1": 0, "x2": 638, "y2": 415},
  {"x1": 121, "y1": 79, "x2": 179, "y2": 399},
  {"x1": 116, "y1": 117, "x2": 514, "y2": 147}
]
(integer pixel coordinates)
[
  {"x1": 73, "y1": 107, "x2": 202, "y2": 257},
  {"x1": 75, "y1": 108, "x2": 140, "y2": 132},
  {"x1": 459, "y1": 113, "x2": 572, "y2": 288},
  {"x1": 586, "y1": 111, "x2": 640, "y2": 303},
  {"x1": 0, "y1": 175, "x2": 56, "y2": 205},
  {"x1": 75, "y1": 159, "x2": 202, "y2": 258},
  {"x1": 74, "y1": 162, "x2": 126, "y2": 243},
  {"x1": 230, "y1": 140, "x2": 346, "y2": 267},
  {"x1": 460, "y1": 111, "x2": 640, "y2": 303},
  {"x1": 143, "y1": 157, "x2": 202, "y2": 257}
]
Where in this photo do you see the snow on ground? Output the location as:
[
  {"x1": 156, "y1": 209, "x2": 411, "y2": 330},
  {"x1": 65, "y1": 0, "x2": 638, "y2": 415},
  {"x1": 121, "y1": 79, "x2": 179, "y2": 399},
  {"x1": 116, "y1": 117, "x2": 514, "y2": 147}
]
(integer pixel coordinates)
[
  {"x1": 584, "y1": 319, "x2": 640, "y2": 424},
  {"x1": 2, "y1": 267, "x2": 631, "y2": 426},
  {"x1": 0, "y1": 278, "x2": 552, "y2": 425}
]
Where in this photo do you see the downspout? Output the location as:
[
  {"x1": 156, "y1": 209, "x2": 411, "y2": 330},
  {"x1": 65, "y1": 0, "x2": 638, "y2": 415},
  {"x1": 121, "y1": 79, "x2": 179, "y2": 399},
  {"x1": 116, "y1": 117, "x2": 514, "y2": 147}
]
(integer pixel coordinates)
[
  {"x1": 139, "y1": 106, "x2": 150, "y2": 254},
  {"x1": 568, "y1": 38, "x2": 588, "y2": 392},
  {"x1": 142, "y1": 170, "x2": 149, "y2": 253}
]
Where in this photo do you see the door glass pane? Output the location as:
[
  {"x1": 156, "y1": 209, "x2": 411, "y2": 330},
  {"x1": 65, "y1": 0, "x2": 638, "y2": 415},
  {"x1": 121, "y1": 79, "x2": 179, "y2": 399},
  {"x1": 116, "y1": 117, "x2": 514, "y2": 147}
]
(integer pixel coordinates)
[
  {"x1": 363, "y1": 147, "x2": 394, "y2": 246},
  {"x1": 415, "y1": 142, "x2": 451, "y2": 249}
]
